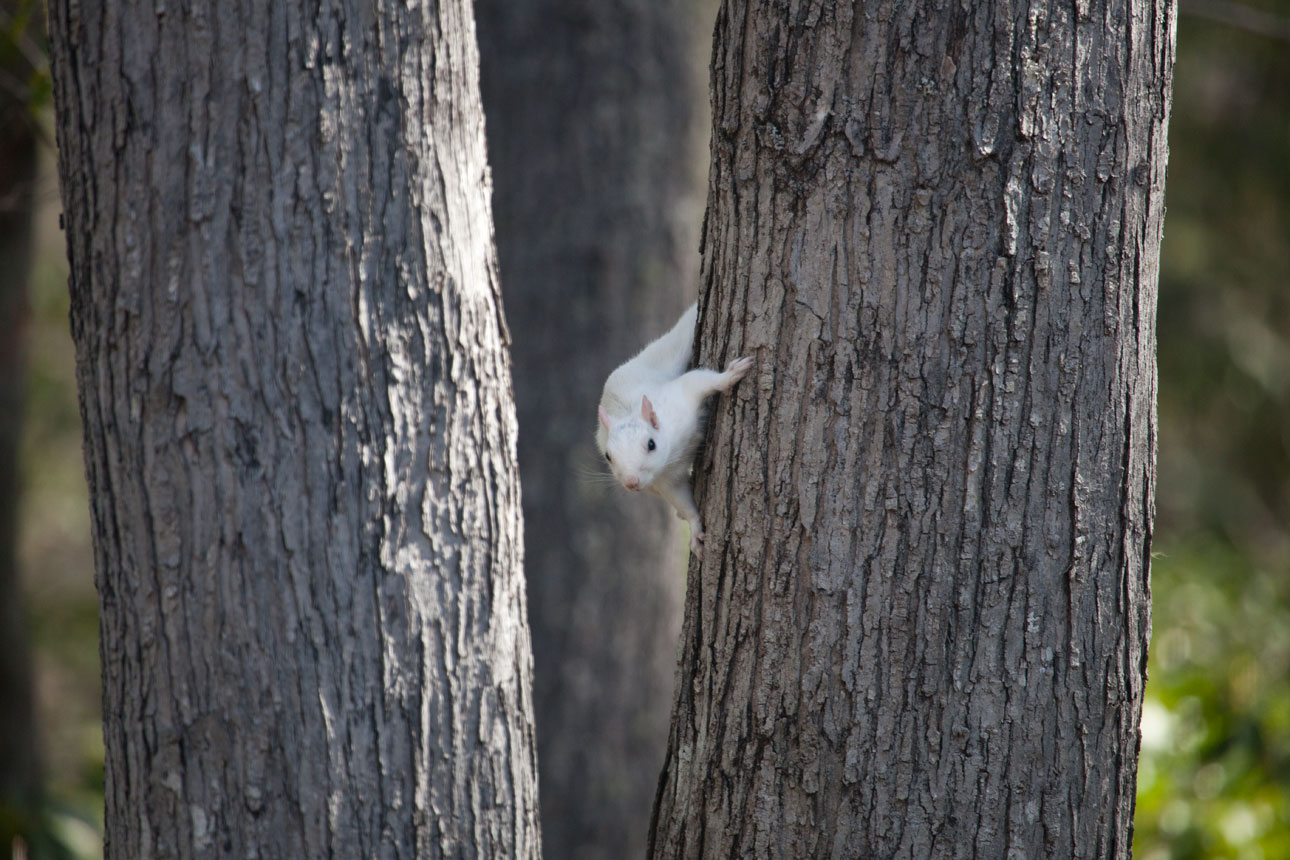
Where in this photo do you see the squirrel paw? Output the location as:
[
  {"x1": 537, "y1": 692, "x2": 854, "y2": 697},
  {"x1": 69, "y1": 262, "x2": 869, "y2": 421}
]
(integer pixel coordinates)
[
  {"x1": 723, "y1": 356, "x2": 754, "y2": 387},
  {"x1": 688, "y1": 523, "x2": 705, "y2": 556},
  {"x1": 686, "y1": 518, "x2": 706, "y2": 559}
]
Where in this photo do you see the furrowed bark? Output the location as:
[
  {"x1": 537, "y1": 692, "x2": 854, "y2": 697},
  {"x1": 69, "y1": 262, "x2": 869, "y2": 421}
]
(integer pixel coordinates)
[
  {"x1": 650, "y1": 1, "x2": 1173, "y2": 857},
  {"x1": 47, "y1": 0, "x2": 540, "y2": 856}
]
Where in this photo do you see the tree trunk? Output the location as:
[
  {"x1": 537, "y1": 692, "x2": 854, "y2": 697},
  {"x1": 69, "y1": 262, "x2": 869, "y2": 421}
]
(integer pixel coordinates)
[
  {"x1": 475, "y1": 4, "x2": 710, "y2": 859},
  {"x1": 46, "y1": 1, "x2": 540, "y2": 857},
  {"x1": 650, "y1": 1, "x2": 1173, "y2": 858}
]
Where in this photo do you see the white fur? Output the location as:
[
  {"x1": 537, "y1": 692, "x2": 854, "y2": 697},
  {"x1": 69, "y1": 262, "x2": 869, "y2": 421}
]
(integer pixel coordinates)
[{"x1": 595, "y1": 303, "x2": 753, "y2": 554}]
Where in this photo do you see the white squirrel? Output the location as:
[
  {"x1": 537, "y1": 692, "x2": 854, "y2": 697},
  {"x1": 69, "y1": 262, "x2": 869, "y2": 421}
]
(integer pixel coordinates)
[{"x1": 596, "y1": 303, "x2": 754, "y2": 553}]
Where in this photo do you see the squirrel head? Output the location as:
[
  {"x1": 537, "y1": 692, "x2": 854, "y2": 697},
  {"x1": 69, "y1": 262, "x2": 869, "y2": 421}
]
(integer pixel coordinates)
[{"x1": 598, "y1": 396, "x2": 670, "y2": 492}]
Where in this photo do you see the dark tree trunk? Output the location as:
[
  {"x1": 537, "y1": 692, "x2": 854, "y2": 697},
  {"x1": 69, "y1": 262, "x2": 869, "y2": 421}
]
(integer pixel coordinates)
[
  {"x1": 46, "y1": 0, "x2": 541, "y2": 857},
  {"x1": 650, "y1": 1, "x2": 1173, "y2": 858},
  {"x1": 476, "y1": 3, "x2": 711, "y2": 858}
]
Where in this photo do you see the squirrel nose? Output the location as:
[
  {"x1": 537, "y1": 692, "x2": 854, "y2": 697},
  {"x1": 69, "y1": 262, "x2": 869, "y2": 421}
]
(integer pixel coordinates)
[{"x1": 625, "y1": 476, "x2": 641, "y2": 491}]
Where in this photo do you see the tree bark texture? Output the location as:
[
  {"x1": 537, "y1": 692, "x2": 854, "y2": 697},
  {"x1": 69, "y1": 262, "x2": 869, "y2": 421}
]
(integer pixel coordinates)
[
  {"x1": 650, "y1": 1, "x2": 1172, "y2": 858},
  {"x1": 47, "y1": 1, "x2": 540, "y2": 857},
  {"x1": 476, "y1": 2, "x2": 711, "y2": 857}
]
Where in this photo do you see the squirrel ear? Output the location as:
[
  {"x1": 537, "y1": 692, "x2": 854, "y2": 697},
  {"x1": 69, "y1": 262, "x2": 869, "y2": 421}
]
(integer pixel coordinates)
[
  {"x1": 641, "y1": 396, "x2": 660, "y2": 430},
  {"x1": 598, "y1": 405, "x2": 611, "y2": 430}
]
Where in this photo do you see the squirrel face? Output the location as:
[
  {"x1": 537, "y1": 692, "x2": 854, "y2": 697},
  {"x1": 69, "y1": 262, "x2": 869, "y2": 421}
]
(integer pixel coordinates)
[{"x1": 599, "y1": 397, "x2": 669, "y2": 492}]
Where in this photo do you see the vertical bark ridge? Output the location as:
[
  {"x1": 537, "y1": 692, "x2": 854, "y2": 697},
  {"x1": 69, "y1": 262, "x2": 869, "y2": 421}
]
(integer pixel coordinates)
[
  {"x1": 650, "y1": 0, "x2": 1172, "y2": 857},
  {"x1": 48, "y1": 0, "x2": 540, "y2": 856}
]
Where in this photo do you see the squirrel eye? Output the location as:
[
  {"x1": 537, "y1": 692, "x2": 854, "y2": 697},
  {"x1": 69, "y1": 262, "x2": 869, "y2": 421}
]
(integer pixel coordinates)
[
  {"x1": 605, "y1": 451, "x2": 612, "y2": 463},
  {"x1": 647, "y1": 439, "x2": 656, "y2": 452}
]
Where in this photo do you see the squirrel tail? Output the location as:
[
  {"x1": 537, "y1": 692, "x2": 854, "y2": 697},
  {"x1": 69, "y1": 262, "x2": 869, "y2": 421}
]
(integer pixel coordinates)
[{"x1": 631, "y1": 302, "x2": 697, "y2": 378}]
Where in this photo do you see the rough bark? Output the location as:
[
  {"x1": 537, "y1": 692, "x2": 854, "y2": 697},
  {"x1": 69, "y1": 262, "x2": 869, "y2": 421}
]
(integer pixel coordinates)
[
  {"x1": 475, "y1": 2, "x2": 710, "y2": 857},
  {"x1": 650, "y1": 1, "x2": 1172, "y2": 858},
  {"x1": 47, "y1": 1, "x2": 540, "y2": 857}
]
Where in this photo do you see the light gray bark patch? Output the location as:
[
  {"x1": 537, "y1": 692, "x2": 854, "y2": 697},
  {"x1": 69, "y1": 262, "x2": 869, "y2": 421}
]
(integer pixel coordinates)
[{"x1": 48, "y1": 0, "x2": 541, "y2": 856}]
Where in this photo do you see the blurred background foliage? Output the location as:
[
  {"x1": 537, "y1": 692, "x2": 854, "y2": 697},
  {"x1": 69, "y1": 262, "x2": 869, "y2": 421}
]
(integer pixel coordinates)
[
  {"x1": 1135, "y1": 1, "x2": 1290, "y2": 858},
  {"x1": 2, "y1": 2, "x2": 1287, "y2": 858}
]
